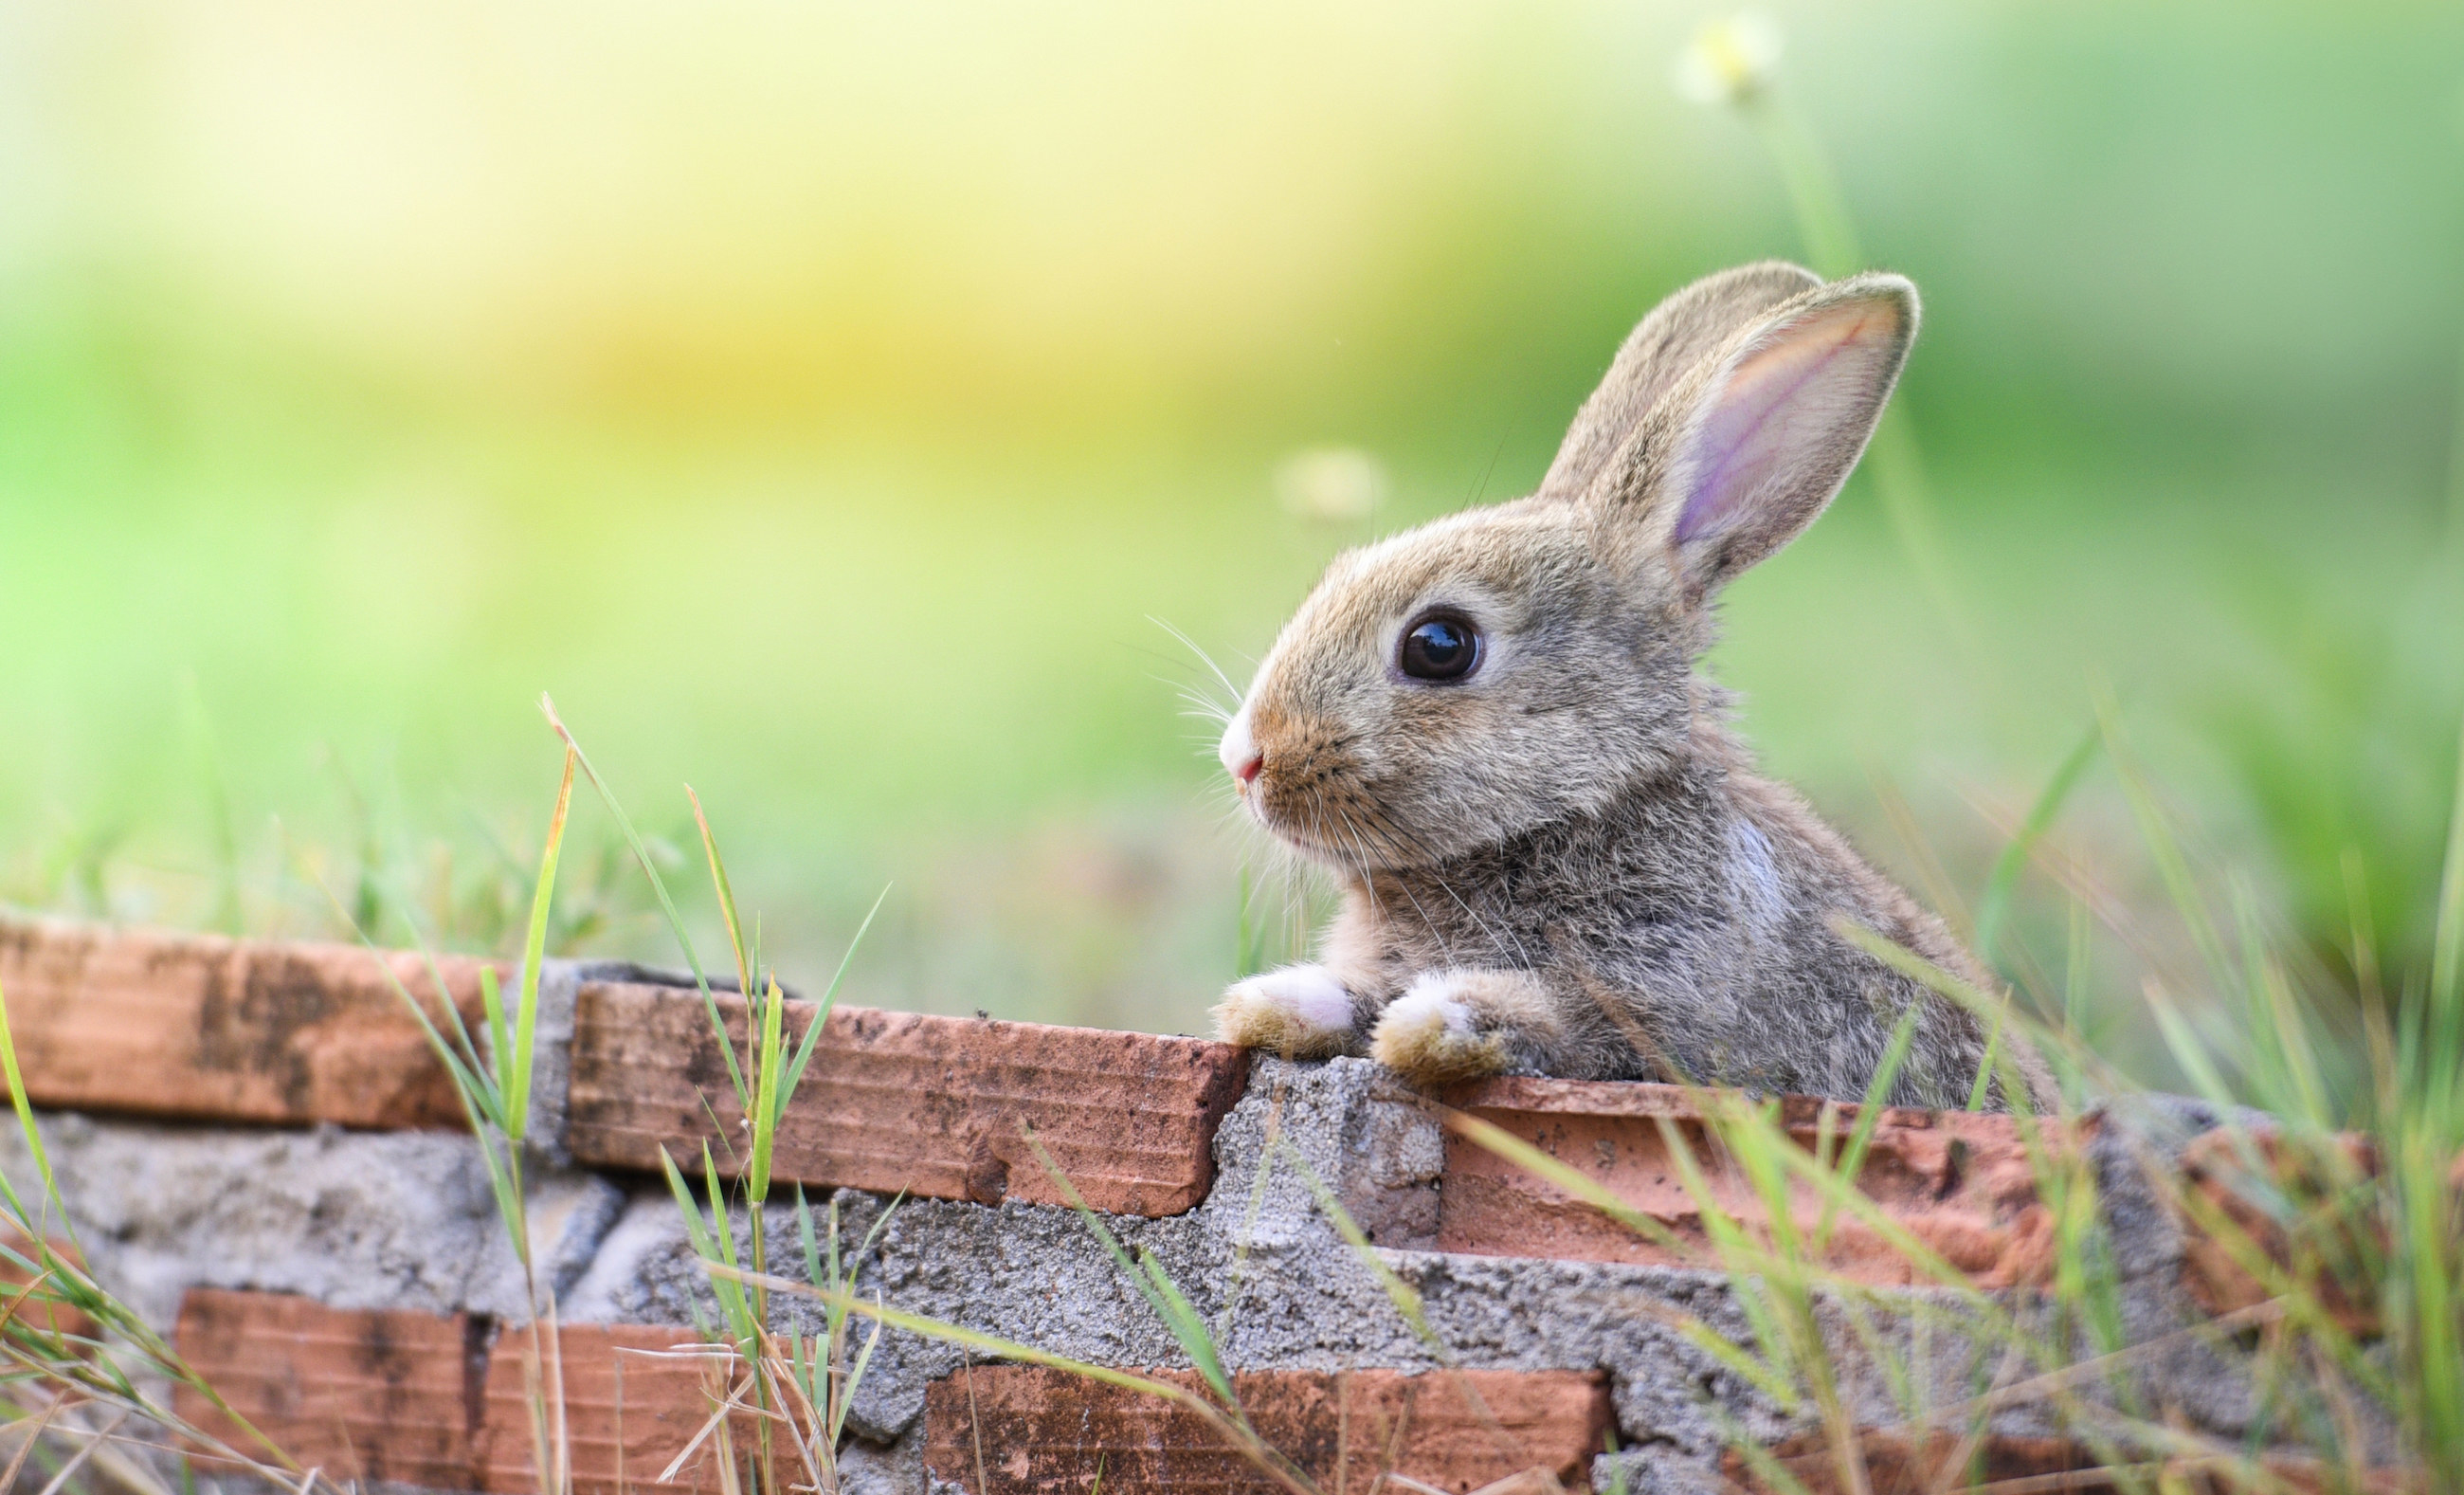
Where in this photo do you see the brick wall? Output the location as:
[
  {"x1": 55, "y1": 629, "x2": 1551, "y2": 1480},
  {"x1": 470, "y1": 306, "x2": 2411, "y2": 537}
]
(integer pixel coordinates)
[{"x1": 0, "y1": 917, "x2": 2389, "y2": 1494}]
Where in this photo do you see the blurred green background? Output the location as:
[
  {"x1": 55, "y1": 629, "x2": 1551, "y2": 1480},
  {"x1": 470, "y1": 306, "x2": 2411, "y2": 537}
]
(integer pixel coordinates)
[{"x1": 2, "y1": 1, "x2": 2460, "y2": 1060}]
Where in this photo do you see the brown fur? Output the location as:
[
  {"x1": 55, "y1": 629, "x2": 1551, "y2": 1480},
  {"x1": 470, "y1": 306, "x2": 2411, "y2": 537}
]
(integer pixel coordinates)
[{"x1": 1215, "y1": 263, "x2": 2051, "y2": 1110}]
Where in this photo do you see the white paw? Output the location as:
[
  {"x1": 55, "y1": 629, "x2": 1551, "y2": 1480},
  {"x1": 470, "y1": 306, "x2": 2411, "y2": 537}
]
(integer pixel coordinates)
[
  {"x1": 1368, "y1": 972, "x2": 1508, "y2": 1085},
  {"x1": 1214, "y1": 964, "x2": 1358, "y2": 1057}
]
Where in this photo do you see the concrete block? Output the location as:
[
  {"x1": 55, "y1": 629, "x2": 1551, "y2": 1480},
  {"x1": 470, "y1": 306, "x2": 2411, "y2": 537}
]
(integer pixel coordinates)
[{"x1": 0, "y1": 1112, "x2": 622, "y2": 1326}]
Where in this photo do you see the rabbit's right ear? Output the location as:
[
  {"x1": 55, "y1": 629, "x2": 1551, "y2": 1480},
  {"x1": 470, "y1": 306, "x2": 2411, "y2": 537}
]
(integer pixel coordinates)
[
  {"x1": 1611, "y1": 272, "x2": 1918, "y2": 601},
  {"x1": 1535, "y1": 261, "x2": 1821, "y2": 503}
]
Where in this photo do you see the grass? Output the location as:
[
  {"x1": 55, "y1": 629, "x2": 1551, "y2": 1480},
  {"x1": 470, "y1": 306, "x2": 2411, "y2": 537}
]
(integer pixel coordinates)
[
  {"x1": 0, "y1": 996, "x2": 363, "y2": 1493},
  {"x1": 547, "y1": 698, "x2": 894, "y2": 1494},
  {"x1": 679, "y1": 695, "x2": 2464, "y2": 1493},
  {"x1": 0, "y1": 658, "x2": 2455, "y2": 1495},
  {"x1": 351, "y1": 740, "x2": 579, "y2": 1495}
]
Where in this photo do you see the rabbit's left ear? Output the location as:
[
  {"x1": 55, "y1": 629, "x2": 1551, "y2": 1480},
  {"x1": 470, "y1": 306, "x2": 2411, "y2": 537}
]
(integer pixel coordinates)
[{"x1": 1622, "y1": 273, "x2": 1916, "y2": 598}]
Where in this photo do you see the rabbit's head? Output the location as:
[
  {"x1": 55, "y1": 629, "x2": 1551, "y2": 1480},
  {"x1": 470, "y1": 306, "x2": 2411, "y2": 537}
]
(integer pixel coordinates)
[{"x1": 1220, "y1": 263, "x2": 1915, "y2": 869}]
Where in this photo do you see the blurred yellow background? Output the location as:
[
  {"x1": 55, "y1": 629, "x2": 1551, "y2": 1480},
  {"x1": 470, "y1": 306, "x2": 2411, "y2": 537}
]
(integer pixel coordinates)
[{"x1": 2, "y1": 1, "x2": 2459, "y2": 1056}]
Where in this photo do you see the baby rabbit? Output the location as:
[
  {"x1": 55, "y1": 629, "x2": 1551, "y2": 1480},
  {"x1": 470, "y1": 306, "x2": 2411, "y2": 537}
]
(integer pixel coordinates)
[{"x1": 1215, "y1": 262, "x2": 2040, "y2": 1110}]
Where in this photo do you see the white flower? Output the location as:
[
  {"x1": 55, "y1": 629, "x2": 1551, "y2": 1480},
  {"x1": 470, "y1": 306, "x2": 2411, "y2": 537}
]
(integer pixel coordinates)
[
  {"x1": 1674, "y1": 13, "x2": 1784, "y2": 108},
  {"x1": 1274, "y1": 447, "x2": 1387, "y2": 523}
]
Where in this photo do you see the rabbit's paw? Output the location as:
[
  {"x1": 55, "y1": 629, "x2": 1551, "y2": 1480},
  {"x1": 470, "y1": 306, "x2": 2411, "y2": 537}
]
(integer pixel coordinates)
[
  {"x1": 1368, "y1": 972, "x2": 1513, "y2": 1086},
  {"x1": 1214, "y1": 964, "x2": 1360, "y2": 1057}
]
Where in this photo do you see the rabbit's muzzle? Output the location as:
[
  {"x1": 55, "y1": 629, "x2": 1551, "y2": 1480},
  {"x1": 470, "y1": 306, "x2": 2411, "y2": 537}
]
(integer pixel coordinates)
[{"x1": 1238, "y1": 720, "x2": 1407, "y2": 867}]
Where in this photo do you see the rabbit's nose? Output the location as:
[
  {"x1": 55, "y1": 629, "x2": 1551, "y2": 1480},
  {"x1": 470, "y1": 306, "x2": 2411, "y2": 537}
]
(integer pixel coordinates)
[{"x1": 1219, "y1": 710, "x2": 1261, "y2": 786}]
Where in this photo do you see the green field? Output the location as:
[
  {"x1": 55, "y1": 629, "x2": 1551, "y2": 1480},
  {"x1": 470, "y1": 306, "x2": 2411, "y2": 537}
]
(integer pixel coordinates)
[{"x1": 2, "y1": 0, "x2": 2460, "y2": 1066}]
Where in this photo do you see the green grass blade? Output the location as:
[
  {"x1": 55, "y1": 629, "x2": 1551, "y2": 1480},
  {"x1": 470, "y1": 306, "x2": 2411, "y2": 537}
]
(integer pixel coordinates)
[
  {"x1": 1134, "y1": 1249, "x2": 1235, "y2": 1406},
  {"x1": 749, "y1": 975, "x2": 784, "y2": 1201},
  {"x1": 501, "y1": 748, "x2": 575, "y2": 1141},
  {"x1": 1276, "y1": 1139, "x2": 1443, "y2": 1355},
  {"x1": 659, "y1": 1145, "x2": 752, "y2": 1336},
  {"x1": 305, "y1": 865, "x2": 509, "y2": 1131},
  {"x1": 2096, "y1": 691, "x2": 2235, "y2": 991},
  {"x1": 1964, "y1": 1006, "x2": 2004, "y2": 1113},
  {"x1": 836, "y1": 1310, "x2": 886, "y2": 1443},
  {"x1": 1820, "y1": 1000, "x2": 1923, "y2": 1246},
  {"x1": 1441, "y1": 1109, "x2": 1692, "y2": 1255},
  {"x1": 1974, "y1": 720, "x2": 2101, "y2": 971},
  {"x1": 1020, "y1": 1125, "x2": 1237, "y2": 1409},
  {"x1": 776, "y1": 886, "x2": 889, "y2": 1112},
  {"x1": 795, "y1": 1185, "x2": 824, "y2": 1287},
  {"x1": 0, "y1": 977, "x2": 74, "y2": 1256},
  {"x1": 474, "y1": 1134, "x2": 531, "y2": 1272},
  {"x1": 2429, "y1": 716, "x2": 2464, "y2": 1102},
  {"x1": 540, "y1": 695, "x2": 750, "y2": 1111},
  {"x1": 480, "y1": 964, "x2": 511, "y2": 1122},
  {"x1": 2142, "y1": 979, "x2": 2237, "y2": 1110},
  {"x1": 699, "y1": 1142, "x2": 740, "y2": 1271},
  {"x1": 705, "y1": 1262, "x2": 1323, "y2": 1495},
  {"x1": 687, "y1": 786, "x2": 755, "y2": 1009}
]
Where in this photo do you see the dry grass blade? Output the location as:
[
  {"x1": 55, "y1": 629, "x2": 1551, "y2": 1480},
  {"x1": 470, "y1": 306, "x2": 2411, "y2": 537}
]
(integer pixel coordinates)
[
  {"x1": 0, "y1": 1395, "x2": 65, "y2": 1495},
  {"x1": 30, "y1": 1409, "x2": 125, "y2": 1495},
  {"x1": 623, "y1": 1346, "x2": 752, "y2": 1486},
  {"x1": 702, "y1": 1261, "x2": 1326, "y2": 1495}
]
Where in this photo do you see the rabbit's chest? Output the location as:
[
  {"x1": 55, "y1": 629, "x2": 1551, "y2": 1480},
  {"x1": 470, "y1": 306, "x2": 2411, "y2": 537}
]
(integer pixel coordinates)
[{"x1": 1376, "y1": 825, "x2": 1733, "y2": 971}]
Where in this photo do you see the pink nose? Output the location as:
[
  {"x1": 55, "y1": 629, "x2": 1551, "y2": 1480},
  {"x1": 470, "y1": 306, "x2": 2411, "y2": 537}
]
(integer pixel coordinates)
[{"x1": 1233, "y1": 753, "x2": 1263, "y2": 787}]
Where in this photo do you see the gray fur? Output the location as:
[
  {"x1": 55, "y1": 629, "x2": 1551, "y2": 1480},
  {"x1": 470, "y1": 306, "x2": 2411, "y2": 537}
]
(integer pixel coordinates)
[
  {"x1": 1216, "y1": 264, "x2": 2048, "y2": 1110},
  {"x1": 1535, "y1": 260, "x2": 1821, "y2": 504}
]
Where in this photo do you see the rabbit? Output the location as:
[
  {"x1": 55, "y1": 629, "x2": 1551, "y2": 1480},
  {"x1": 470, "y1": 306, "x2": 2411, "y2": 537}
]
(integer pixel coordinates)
[{"x1": 1212, "y1": 261, "x2": 2048, "y2": 1112}]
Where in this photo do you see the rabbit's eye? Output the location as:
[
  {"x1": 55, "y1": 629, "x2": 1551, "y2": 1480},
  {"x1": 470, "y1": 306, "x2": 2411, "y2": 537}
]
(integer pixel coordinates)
[{"x1": 1398, "y1": 613, "x2": 1481, "y2": 683}]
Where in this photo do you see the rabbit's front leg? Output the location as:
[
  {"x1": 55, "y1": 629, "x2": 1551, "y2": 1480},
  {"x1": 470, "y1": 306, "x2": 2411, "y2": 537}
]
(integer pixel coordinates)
[
  {"x1": 1215, "y1": 963, "x2": 1370, "y2": 1057},
  {"x1": 1368, "y1": 967, "x2": 1565, "y2": 1086}
]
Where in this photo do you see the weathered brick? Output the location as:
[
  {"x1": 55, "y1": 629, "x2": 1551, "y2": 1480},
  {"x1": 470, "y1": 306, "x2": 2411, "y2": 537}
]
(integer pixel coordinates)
[
  {"x1": 172, "y1": 1288, "x2": 480, "y2": 1489},
  {"x1": 565, "y1": 984, "x2": 1249, "y2": 1215},
  {"x1": 2178, "y1": 1126, "x2": 2382, "y2": 1337},
  {"x1": 477, "y1": 1322, "x2": 754, "y2": 1495},
  {"x1": 1436, "y1": 1078, "x2": 2057, "y2": 1286},
  {"x1": 0, "y1": 919, "x2": 492, "y2": 1129},
  {"x1": 1725, "y1": 1429, "x2": 2101, "y2": 1493},
  {"x1": 921, "y1": 1364, "x2": 1612, "y2": 1494},
  {"x1": 1726, "y1": 1428, "x2": 2419, "y2": 1494}
]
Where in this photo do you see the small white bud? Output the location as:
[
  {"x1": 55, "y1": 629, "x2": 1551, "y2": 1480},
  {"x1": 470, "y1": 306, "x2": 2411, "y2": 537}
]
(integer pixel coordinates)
[
  {"x1": 1274, "y1": 447, "x2": 1387, "y2": 523},
  {"x1": 1674, "y1": 13, "x2": 1784, "y2": 109}
]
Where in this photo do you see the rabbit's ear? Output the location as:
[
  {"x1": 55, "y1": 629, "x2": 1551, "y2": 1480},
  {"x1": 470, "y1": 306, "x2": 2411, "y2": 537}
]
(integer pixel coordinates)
[
  {"x1": 1536, "y1": 261, "x2": 1821, "y2": 504},
  {"x1": 1640, "y1": 273, "x2": 1916, "y2": 597}
]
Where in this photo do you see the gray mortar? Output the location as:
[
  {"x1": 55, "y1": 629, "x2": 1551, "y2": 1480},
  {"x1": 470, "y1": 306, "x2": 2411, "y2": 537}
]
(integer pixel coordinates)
[
  {"x1": 513, "y1": 957, "x2": 742, "y2": 1168},
  {"x1": 0, "y1": 1033, "x2": 2399, "y2": 1492},
  {"x1": 0, "y1": 1111, "x2": 622, "y2": 1326}
]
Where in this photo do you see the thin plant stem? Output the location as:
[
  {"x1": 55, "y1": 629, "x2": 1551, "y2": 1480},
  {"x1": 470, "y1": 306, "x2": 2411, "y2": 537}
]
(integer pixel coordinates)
[{"x1": 1720, "y1": 79, "x2": 1975, "y2": 660}]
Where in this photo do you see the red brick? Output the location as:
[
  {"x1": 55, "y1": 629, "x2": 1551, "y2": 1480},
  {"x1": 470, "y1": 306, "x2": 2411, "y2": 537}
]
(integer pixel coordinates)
[
  {"x1": 172, "y1": 1288, "x2": 479, "y2": 1488},
  {"x1": 1727, "y1": 1429, "x2": 2101, "y2": 1494},
  {"x1": 565, "y1": 983, "x2": 1249, "y2": 1216},
  {"x1": 2178, "y1": 1127, "x2": 2382, "y2": 1337},
  {"x1": 1436, "y1": 1079, "x2": 2058, "y2": 1286},
  {"x1": 1727, "y1": 1428, "x2": 2419, "y2": 1494},
  {"x1": 477, "y1": 1321, "x2": 757, "y2": 1495},
  {"x1": 921, "y1": 1364, "x2": 1612, "y2": 1494},
  {"x1": 0, "y1": 920, "x2": 494, "y2": 1129}
]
